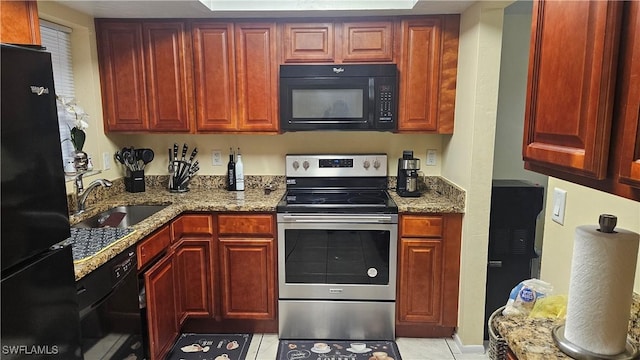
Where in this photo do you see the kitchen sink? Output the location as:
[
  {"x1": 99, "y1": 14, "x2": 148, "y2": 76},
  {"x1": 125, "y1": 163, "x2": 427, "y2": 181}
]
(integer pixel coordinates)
[{"x1": 72, "y1": 205, "x2": 168, "y2": 229}]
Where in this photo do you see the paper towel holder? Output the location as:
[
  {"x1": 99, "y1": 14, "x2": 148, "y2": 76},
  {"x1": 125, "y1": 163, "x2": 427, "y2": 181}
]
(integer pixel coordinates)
[
  {"x1": 553, "y1": 213, "x2": 638, "y2": 360},
  {"x1": 552, "y1": 324, "x2": 638, "y2": 360}
]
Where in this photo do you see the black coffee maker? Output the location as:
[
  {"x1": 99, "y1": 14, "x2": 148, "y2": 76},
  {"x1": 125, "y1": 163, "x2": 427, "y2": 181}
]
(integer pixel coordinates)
[{"x1": 397, "y1": 150, "x2": 421, "y2": 197}]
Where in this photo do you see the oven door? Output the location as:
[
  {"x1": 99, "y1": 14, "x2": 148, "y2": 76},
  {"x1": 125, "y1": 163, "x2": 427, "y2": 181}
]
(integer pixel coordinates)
[{"x1": 277, "y1": 213, "x2": 397, "y2": 301}]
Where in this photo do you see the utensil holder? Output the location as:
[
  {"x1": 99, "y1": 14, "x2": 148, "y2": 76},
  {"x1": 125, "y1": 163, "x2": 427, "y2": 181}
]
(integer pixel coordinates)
[
  {"x1": 168, "y1": 178, "x2": 189, "y2": 193},
  {"x1": 125, "y1": 169, "x2": 145, "y2": 193}
]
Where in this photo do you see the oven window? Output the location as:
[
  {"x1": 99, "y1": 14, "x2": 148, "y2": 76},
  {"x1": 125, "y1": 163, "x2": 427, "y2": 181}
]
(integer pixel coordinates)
[
  {"x1": 292, "y1": 89, "x2": 363, "y2": 119},
  {"x1": 284, "y1": 229, "x2": 390, "y2": 285}
]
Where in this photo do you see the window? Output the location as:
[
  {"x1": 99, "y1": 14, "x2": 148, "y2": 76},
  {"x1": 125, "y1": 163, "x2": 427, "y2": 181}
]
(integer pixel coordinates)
[{"x1": 39, "y1": 20, "x2": 75, "y2": 167}]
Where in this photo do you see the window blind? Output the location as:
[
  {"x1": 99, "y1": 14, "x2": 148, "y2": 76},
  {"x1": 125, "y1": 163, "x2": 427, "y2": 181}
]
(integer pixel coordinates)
[{"x1": 39, "y1": 20, "x2": 75, "y2": 167}]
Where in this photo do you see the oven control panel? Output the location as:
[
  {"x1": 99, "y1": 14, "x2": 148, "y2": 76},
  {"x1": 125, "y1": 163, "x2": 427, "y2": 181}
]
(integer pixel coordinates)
[{"x1": 286, "y1": 154, "x2": 387, "y2": 177}]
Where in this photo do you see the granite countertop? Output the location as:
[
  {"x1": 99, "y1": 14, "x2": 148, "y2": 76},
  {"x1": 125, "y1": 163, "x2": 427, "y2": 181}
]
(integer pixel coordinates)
[
  {"x1": 493, "y1": 294, "x2": 640, "y2": 359},
  {"x1": 69, "y1": 175, "x2": 465, "y2": 281}
]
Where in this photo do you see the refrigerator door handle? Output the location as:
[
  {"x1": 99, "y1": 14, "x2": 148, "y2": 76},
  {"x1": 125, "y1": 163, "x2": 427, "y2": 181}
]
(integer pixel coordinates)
[{"x1": 488, "y1": 260, "x2": 503, "y2": 268}]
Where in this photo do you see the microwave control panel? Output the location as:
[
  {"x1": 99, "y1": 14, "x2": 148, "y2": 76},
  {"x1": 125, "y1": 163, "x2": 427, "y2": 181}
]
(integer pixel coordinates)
[{"x1": 377, "y1": 84, "x2": 395, "y2": 122}]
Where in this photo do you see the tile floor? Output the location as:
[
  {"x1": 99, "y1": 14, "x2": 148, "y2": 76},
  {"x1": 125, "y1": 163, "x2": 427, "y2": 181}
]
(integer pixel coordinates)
[{"x1": 244, "y1": 334, "x2": 490, "y2": 360}]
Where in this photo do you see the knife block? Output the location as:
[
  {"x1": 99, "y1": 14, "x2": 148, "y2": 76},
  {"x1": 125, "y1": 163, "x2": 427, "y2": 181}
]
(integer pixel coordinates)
[{"x1": 125, "y1": 169, "x2": 145, "y2": 193}]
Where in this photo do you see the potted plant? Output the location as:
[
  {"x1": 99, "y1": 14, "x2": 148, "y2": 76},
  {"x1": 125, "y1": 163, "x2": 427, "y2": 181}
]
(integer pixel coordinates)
[{"x1": 57, "y1": 96, "x2": 89, "y2": 171}]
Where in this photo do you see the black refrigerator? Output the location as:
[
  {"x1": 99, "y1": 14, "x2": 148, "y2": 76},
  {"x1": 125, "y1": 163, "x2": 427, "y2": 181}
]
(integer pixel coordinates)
[
  {"x1": 483, "y1": 180, "x2": 544, "y2": 340},
  {"x1": 1, "y1": 44, "x2": 82, "y2": 359}
]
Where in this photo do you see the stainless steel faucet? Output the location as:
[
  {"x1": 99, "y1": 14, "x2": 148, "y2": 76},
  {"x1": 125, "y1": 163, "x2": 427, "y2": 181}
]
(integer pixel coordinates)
[{"x1": 75, "y1": 174, "x2": 112, "y2": 214}]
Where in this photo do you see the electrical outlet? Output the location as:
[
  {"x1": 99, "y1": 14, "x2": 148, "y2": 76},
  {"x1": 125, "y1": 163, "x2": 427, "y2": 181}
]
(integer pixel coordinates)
[
  {"x1": 102, "y1": 152, "x2": 111, "y2": 170},
  {"x1": 212, "y1": 150, "x2": 223, "y2": 166},
  {"x1": 551, "y1": 188, "x2": 567, "y2": 225},
  {"x1": 426, "y1": 149, "x2": 437, "y2": 166}
]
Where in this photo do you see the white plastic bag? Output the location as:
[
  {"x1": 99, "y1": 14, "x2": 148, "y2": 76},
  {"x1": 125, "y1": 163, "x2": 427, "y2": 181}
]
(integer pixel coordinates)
[{"x1": 502, "y1": 278, "x2": 553, "y2": 316}]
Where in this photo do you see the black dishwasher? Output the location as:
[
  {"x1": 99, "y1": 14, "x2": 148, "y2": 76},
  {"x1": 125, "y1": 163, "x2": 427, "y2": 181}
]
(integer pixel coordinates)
[{"x1": 76, "y1": 245, "x2": 144, "y2": 359}]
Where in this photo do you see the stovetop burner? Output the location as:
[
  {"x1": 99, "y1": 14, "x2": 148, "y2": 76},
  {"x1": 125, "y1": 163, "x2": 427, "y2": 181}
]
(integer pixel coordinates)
[
  {"x1": 285, "y1": 190, "x2": 389, "y2": 205},
  {"x1": 278, "y1": 154, "x2": 398, "y2": 214}
]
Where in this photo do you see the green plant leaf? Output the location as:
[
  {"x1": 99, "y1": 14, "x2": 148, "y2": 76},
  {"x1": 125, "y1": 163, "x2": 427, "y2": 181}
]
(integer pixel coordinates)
[{"x1": 70, "y1": 127, "x2": 86, "y2": 151}]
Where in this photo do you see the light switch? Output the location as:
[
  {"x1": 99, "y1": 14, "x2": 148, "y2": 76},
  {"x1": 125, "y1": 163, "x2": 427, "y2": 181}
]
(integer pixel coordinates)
[{"x1": 551, "y1": 188, "x2": 567, "y2": 225}]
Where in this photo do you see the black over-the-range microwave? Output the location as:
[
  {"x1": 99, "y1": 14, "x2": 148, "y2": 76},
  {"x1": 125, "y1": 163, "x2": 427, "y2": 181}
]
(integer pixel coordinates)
[{"x1": 279, "y1": 64, "x2": 398, "y2": 132}]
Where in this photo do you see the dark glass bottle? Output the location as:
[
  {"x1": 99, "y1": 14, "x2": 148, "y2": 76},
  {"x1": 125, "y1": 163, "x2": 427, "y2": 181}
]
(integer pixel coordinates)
[{"x1": 226, "y1": 147, "x2": 235, "y2": 191}]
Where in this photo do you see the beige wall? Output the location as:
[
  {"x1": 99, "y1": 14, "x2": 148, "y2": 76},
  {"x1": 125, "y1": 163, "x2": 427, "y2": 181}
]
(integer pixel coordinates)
[
  {"x1": 540, "y1": 178, "x2": 640, "y2": 294},
  {"x1": 442, "y1": 1, "x2": 506, "y2": 347},
  {"x1": 38, "y1": 1, "x2": 122, "y2": 194}
]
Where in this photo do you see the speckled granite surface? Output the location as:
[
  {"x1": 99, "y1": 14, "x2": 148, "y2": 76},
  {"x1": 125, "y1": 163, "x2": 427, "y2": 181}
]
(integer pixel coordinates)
[
  {"x1": 69, "y1": 174, "x2": 464, "y2": 281},
  {"x1": 493, "y1": 293, "x2": 640, "y2": 359}
]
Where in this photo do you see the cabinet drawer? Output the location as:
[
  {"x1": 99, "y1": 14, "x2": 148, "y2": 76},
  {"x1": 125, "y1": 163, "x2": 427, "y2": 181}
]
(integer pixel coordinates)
[
  {"x1": 217, "y1": 214, "x2": 274, "y2": 236},
  {"x1": 400, "y1": 215, "x2": 443, "y2": 238},
  {"x1": 137, "y1": 225, "x2": 171, "y2": 269},
  {"x1": 171, "y1": 214, "x2": 214, "y2": 241}
]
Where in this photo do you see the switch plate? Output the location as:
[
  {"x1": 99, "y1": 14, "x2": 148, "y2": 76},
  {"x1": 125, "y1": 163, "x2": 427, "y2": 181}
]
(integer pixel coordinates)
[
  {"x1": 551, "y1": 187, "x2": 567, "y2": 225},
  {"x1": 102, "y1": 152, "x2": 111, "y2": 170},
  {"x1": 212, "y1": 150, "x2": 222, "y2": 166},
  {"x1": 426, "y1": 149, "x2": 437, "y2": 166}
]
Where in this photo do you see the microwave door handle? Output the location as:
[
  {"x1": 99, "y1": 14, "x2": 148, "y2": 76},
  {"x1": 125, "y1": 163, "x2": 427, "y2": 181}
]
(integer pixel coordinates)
[{"x1": 369, "y1": 77, "x2": 375, "y2": 124}]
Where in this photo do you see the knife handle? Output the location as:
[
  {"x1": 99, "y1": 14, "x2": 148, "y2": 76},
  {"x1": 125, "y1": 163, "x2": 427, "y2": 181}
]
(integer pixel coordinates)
[
  {"x1": 181, "y1": 143, "x2": 188, "y2": 161},
  {"x1": 173, "y1": 143, "x2": 178, "y2": 161}
]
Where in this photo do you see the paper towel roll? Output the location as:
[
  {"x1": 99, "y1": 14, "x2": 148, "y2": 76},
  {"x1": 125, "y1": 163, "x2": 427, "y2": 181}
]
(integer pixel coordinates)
[{"x1": 564, "y1": 225, "x2": 639, "y2": 355}]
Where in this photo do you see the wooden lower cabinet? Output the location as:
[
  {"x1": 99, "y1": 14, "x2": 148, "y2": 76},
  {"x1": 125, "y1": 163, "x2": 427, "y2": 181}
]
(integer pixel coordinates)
[
  {"x1": 144, "y1": 252, "x2": 178, "y2": 360},
  {"x1": 396, "y1": 213, "x2": 462, "y2": 337},
  {"x1": 173, "y1": 238, "x2": 215, "y2": 323},
  {"x1": 218, "y1": 237, "x2": 276, "y2": 319}
]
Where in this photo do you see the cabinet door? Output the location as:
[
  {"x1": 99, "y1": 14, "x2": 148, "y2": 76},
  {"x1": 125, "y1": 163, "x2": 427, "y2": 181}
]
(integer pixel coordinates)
[
  {"x1": 341, "y1": 21, "x2": 393, "y2": 62},
  {"x1": 143, "y1": 21, "x2": 193, "y2": 132},
  {"x1": 397, "y1": 238, "x2": 443, "y2": 323},
  {"x1": 523, "y1": 0, "x2": 623, "y2": 179},
  {"x1": 282, "y1": 22, "x2": 335, "y2": 63},
  {"x1": 144, "y1": 254, "x2": 178, "y2": 360},
  {"x1": 218, "y1": 237, "x2": 276, "y2": 319},
  {"x1": 397, "y1": 16, "x2": 458, "y2": 133},
  {"x1": 174, "y1": 238, "x2": 215, "y2": 323},
  {"x1": 96, "y1": 21, "x2": 149, "y2": 132},
  {"x1": 192, "y1": 22, "x2": 238, "y2": 131},
  {"x1": 235, "y1": 23, "x2": 279, "y2": 132},
  {"x1": 0, "y1": 0, "x2": 40, "y2": 45},
  {"x1": 618, "y1": 1, "x2": 640, "y2": 187}
]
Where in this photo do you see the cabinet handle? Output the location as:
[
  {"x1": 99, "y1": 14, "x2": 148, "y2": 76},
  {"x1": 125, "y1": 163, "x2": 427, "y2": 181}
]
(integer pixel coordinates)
[{"x1": 488, "y1": 260, "x2": 503, "y2": 268}]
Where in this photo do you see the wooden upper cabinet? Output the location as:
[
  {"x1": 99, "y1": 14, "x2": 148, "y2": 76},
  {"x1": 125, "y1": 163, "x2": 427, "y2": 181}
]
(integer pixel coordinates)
[
  {"x1": 96, "y1": 20, "x2": 193, "y2": 132},
  {"x1": 143, "y1": 22, "x2": 193, "y2": 132},
  {"x1": 235, "y1": 23, "x2": 278, "y2": 133},
  {"x1": 523, "y1": 0, "x2": 623, "y2": 179},
  {"x1": 96, "y1": 21, "x2": 149, "y2": 132},
  {"x1": 397, "y1": 15, "x2": 459, "y2": 133},
  {"x1": 280, "y1": 20, "x2": 393, "y2": 63},
  {"x1": 282, "y1": 22, "x2": 335, "y2": 63},
  {"x1": 618, "y1": 1, "x2": 640, "y2": 188},
  {"x1": 341, "y1": 21, "x2": 393, "y2": 62},
  {"x1": 191, "y1": 22, "x2": 238, "y2": 131},
  {"x1": 0, "y1": 0, "x2": 40, "y2": 45}
]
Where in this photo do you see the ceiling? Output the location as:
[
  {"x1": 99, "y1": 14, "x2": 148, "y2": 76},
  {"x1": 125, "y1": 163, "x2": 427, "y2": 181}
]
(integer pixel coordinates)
[{"x1": 55, "y1": 0, "x2": 476, "y2": 19}]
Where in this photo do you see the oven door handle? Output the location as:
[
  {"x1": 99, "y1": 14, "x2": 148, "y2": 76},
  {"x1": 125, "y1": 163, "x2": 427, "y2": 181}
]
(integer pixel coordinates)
[{"x1": 280, "y1": 214, "x2": 396, "y2": 223}]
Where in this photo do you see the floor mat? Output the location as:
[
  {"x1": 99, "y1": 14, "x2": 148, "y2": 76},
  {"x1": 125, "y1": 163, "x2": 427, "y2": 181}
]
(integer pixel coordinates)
[
  {"x1": 277, "y1": 340, "x2": 402, "y2": 360},
  {"x1": 167, "y1": 333, "x2": 252, "y2": 360}
]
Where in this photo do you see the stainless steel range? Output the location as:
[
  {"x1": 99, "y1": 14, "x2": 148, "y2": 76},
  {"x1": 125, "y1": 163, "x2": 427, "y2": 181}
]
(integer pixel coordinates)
[{"x1": 277, "y1": 154, "x2": 398, "y2": 340}]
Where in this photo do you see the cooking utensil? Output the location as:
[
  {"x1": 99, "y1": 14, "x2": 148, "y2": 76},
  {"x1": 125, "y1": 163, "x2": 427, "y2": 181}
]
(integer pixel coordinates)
[
  {"x1": 141, "y1": 149, "x2": 154, "y2": 165},
  {"x1": 173, "y1": 143, "x2": 178, "y2": 162}
]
